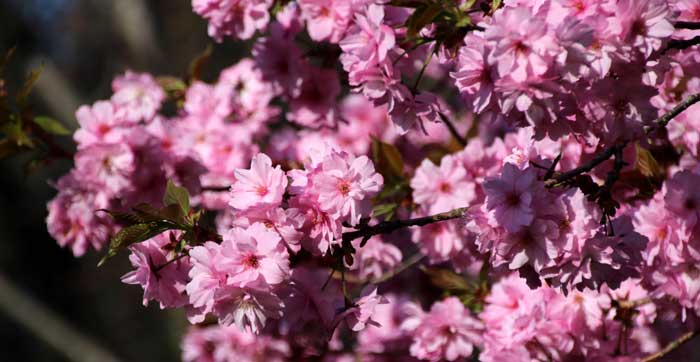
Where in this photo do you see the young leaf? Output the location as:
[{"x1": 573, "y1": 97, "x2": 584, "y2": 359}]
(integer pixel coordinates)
[
  {"x1": 406, "y1": 3, "x2": 444, "y2": 39},
  {"x1": 188, "y1": 44, "x2": 213, "y2": 83},
  {"x1": 420, "y1": 266, "x2": 470, "y2": 291},
  {"x1": 33, "y1": 116, "x2": 70, "y2": 136},
  {"x1": 634, "y1": 143, "x2": 661, "y2": 180},
  {"x1": 17, "y1": 64, "x2": 43, "y2": 105},
  {"x1": 163, "y1": 180, "x2": 190, "y2": 215},
  {"x1": 371, "y1": 137, "x2": 404, "y2": 181},
  {"x1": 98, "y1": 223, "x2": 169, "y2": 266}
]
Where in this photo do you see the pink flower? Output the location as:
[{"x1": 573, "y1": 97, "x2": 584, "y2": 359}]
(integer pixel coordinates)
[
  {"x1": 185, "y1": 240, "x2": 284, "y2": 332},
  {"x1": 46, "y1": 174, "x2": 114, "y2": 256},
  {"x1": 497, "y1": 217, "x2": 560, "y2": 272},
  {"x1": 298, "y1": 0, "x2": 352, "y2": 43},
  {"x1": 483, "y1": 163, "x2": 541, "y2": 232},
  {"x1": 182, "y1": 325, "x2": 290, "y2": 362},
  {"x1": 111, "y1": 70, "x2": 165, "y2": 123},
  {"x1": 192, "y1": 0, "x2": 273, "y2": 41},
  {"x1": 339, "y1": 4, "x2": 397, "y2": 99},
  {"x1": 287, "y1": 65, "x2": 341, "y2": 128},
  {"x1": 314, "y1": 150, "x2": 383, "y2": 225},
  {"x1": 214, "y1": 286, "x2": 284, "y2": 333},
  {"x1": 289, "y1": 196, "x2": 343, "y2": 255},
  {"x1": 221, "y1": 223, "x2": 290, "y2": 287},
  {"x1": 121, "y1": 232, "x2": 191, "y2": 309},
  {"x1": 349, "y1": 236, "x2": 402, "y2": 281},
  {"x1": 610, "y1": 0, "x2": 674, "y2": 58},
  {"x1": 664, "y1": 169, "x2": 700, "y2": 228},
  {"x1": 73, "y1": 143, "x2": 135, "y2": 196},
  {"x1": 73, "y1": 100, "x2": 131, "y2": 148},
  {"x1": 484, "y1": 6, "x2": 556, "y2": 82},
  {"x1": 217, "y1": 58, "x2": 278, "y2": 127},
  {"x1": 345, "y1": 286, "x2": 388, "y2": 331},
  {"x1": 252, "y1": 22, "x2": 305, "y2": 97},
  {"x1": 401, "y1": 297, "x2": 483, "y2": 361},
  {"x1": 232, "y1": 207, "x2": 305, "y2": 253},
  {"x1": 411, "y1": 154, "x2": 477, "y2": 214},
  {"x1": 229, "y1": 153, "x2": 287, "y2": 211},
  {"x1": 451, "y1": 33, "x2": 496, "y2": 113}
]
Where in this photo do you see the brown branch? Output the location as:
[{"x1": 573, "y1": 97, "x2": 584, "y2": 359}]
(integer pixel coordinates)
[
  {"x1": 201, "y1": 185, "x2": 230, "y2": 192},
  {"x1": 665, "y1": 36, "x2": 700, "y2": 52},
  {"x1": 675, "y1": 21, "x2": 700, "y2": 30},
  {"x1": 641, "y1": 330, "x2": 699, "y2": 362},
  {"x1": 545, "y1": 142, "x2": 628, "y2": 188},
  {"x1": 370, "y1": 252, "x2": 425, "y2": 284},
  {"x1": 342, "y1": 207, "x2": 470, "y2": 245},
  {"x1": 438, "y1": 112, "x2": 467, "y2": 147},
  {"x1": 644, "y1": 93, "x2": 700, "y2": 135}
]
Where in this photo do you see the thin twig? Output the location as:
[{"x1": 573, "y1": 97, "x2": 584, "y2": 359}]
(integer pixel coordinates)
[
  {"x1": 201, "y1": 185, "x2": 230, "y2": 192},
  {"x1": 370, "y1": 252, "x2": 426, "y2": 284},
  {"x1": 641, "y1": 330, "x2": 699, "y2": 362},
  {"x1": 675, "y1": 21, "x2": 700, "y2": 30},
  {"x1": 545, "y1": 142, "x2": 628, "y2": 188},
  {"x1": 342, "y1": 207, "x2": 470, "y2": 244},
  {"x1": 438, "y1": 112, "x2": 467, "y2": 147},
  {"x1": 665, "y1": 36, "x2": 700, "y2": 52},
  {"x1": 644, "y1": 93, "x2": 700, "y2": 135}
]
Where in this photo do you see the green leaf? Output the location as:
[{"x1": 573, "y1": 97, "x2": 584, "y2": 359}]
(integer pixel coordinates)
[
  {"x1": 420, "y1": 266, "x2": 470, "y2": 291},
  {"x1": 163, "y1": 180, "x2": 190, "y2": 215},
  {"x1": 372, "y1": 203, "x2": 398, "y2": 219},
  {"x1": 1, "y1": 121, "x2": 34, "y2": 148},
  {"x1": 188, "y1": 44, "x2": 213, "y2": 83},
  {"x1": 17, "y1": 64, "x2": 43, "y2": 104},
  {"x1": 33, "y1": 116, "x2": 70, "y2": 136},
  {"x1": 405, "y1": 3, "x2": 444, "y2": 39},
  {"x1": 98, "y1": 223, "x2": 169, "y2": 266},
  {"x1": 371, "y1": 138, "x2": 404, "y2": 182},
  {"x1": 635, "y1": 143, "x2": 661, "y2": 180}
]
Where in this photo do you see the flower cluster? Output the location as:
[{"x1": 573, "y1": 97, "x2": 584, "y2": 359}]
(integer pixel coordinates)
[{"x1": 40, "y1": 0, "x2": 700, "y2": 361}]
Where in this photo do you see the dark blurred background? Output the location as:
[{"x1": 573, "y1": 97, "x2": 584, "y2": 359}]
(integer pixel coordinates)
[{"x1": 0, "y1": 1, "x2": 244, "y2": 360}]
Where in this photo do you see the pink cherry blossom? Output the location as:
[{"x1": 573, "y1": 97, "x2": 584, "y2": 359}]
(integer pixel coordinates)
[
  {"x1": 192, "y1": 0, "x2": 273, "y2": 41},
  {"x1": 401, "y1": 297, "x2": 483, "y2": 361},
  {"x1": 483, "y1": 163, "x2": 541, "y2": 232},
  {"x1": 221, "y1": 222, "x2": 290, "y2": 287},
  {"x1": 121, "y1": 232, "x2": 191, "y2": 309},
  {"x1": 111, "y1": 70, "x2": 165, "y2": 123},
  {"x1": 229, "y1": 153, "x2": 287, "y2": 211}
]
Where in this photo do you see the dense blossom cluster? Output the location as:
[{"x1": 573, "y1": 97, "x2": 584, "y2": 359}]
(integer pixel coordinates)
[{"x1": 41, "y1": 0, "x2": 700, "y2": 361}]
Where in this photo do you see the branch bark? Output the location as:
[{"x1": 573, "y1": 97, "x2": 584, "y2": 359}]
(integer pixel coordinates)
[
  {"x1": 641, "y1": 330, "x2": 699, "y2": 362},
  {"x1": 342, "y1": 207, "x2": 470, "y2": 245},
  {"x1": 675, "y1": 21, "x2": 700, "y2": 30},
  {"x1": 665, "y1": 36, "x2": 700, "y2": 52},
  {"x1": 438, "y1": 112, "x2": 467, "y2": 147},
  {"x1": 644, "y1": 93, "x2": 700, "y2": 135},
  {"x1": 545, "y1": 142, "x2": 628, "y2": 188}
]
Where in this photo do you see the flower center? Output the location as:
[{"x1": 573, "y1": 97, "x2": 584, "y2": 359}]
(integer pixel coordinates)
[
  {"x1": 439, "y1": 182, "x2": 452, "y2": 193},
  {"x1": 506, "y1": 192, "x2": 521, "y2": 207},
  {"x1": 256, "y1": 185, "x2": 269, "y2": 196},
  {"x1": 243, "y1": 253, "x2": 260, "y2": 268},
  {"x1": 338, "y1": 180, "x2": 351, "y2": 195}
]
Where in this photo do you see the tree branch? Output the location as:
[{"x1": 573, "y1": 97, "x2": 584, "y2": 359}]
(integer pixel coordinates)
[
  {"x1": 644, "y1": 93, "x2": 700, "y2": 135},
  {"x1": 665, "y1": 36, "x2": 700, "y2": 52},
  {"x1": 641, "y1": 330, "x2": 699, "y2": 362},
  {"x1": 438, "y1": 112, "x2": 467, "y2": 147},
  {"x1": 544, "y1": 142, "x2": 628, "y2": 188},
  {"x1": 342, "y1": 207, "x2": 470, "y2": 244},
  {"x1": 675, "y1": 21, "x2": 700, "y2": 30}
]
